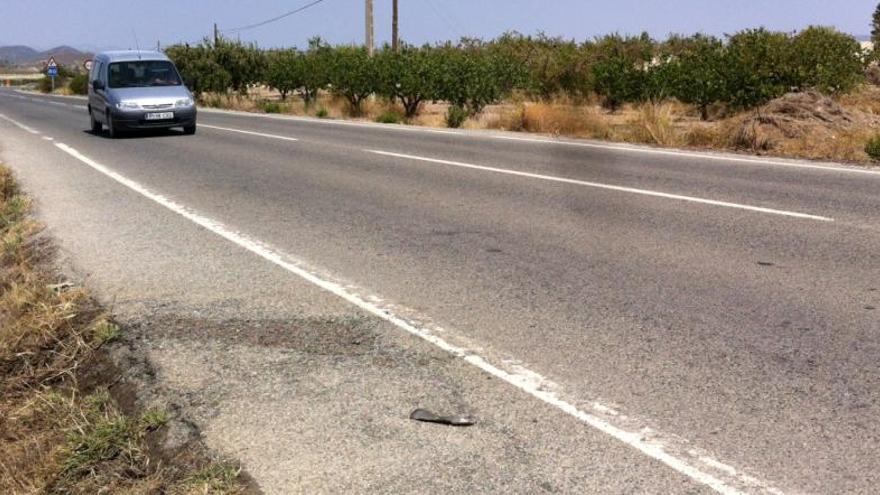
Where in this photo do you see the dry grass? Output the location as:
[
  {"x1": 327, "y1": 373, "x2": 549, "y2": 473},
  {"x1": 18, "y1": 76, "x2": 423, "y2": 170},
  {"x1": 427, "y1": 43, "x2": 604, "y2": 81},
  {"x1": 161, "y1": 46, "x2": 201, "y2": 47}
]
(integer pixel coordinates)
[
  {"x1": 837, "y1": 85, "x2": 880, "y2": 117},
  {"x1": 0, "y1": 165, "x2": 248, "y2": 494},
  {"x1": 624, "y1": 102, "x2": 686, "y2": 147}
]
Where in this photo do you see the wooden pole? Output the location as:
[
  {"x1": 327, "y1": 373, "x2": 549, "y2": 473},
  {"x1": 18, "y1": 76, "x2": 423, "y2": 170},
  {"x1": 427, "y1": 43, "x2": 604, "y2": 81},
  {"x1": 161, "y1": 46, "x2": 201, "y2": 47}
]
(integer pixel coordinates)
[
  {"x1": 392, "y1": 0, "x2": 399, "y2": 52},
  {"x1": 365, "y1": 0, "x2": 374, "y2": 56}
]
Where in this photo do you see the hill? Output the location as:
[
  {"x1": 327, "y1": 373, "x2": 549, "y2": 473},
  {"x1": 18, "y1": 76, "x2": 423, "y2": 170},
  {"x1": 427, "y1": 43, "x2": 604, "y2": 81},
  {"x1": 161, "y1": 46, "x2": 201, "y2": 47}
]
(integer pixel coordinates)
[{"x1": 0, "y1": 45, "x2": 91, "y2": 66}]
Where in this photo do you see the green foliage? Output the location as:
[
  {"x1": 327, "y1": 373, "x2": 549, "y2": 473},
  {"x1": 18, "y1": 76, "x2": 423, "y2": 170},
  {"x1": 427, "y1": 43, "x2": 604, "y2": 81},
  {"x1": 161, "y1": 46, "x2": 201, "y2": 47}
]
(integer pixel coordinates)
[
  {"x1": 324, "y1": 45, "x2": 377, "y2": 115},
  {"x1": 213, "y1": 38, "x2": 267, "y2": 95},
  {"x1": 866, "y1": 135, "x2": 880, "y2": 161},
  {"x1": 722, "y1": 29, "x2": 796, "y2": 110},
  {"x1": 434, "y1": 40, "x2": 521, "y2": 116},
  {"x1": 791, "y1": 26, "x2": 865, "y2": 94},
  {"x1": 166, "y1": 37, "x2": 265, "y2": 96},
  {"x1": 90, "y1": 320, "x2": 121, "y2": 346},
  {"x1": 68, "y1": 73, "x2": 89, "y2": 95},
  {"x1": 140, "y1": 408, "x2": 169, "y2": 431},
  {"x1": 589, "y1": 33, "x2": 654, "y2": 111},
  {"x1": 445, "y1": 104, "x2": 469, "y2": 128},
  {"x1": 489, "y1": 32, "x2": 589, "y2": 100},
  {"x1": 375, "y1": 111, "x2": 401, "y2": 124},
  {"x1": 165, "y1": 42, "x2": 232, "y2": 96},
  {"x1": 315, "y1": 107, "x2": 329, "y2": 118},
  {"x1": 261, "y1": 101, "x2": 283, "y2": 113},
  {"x1": 300, "y1": 37, "x2": 330, "y2": 105},
  {"x1": 873, "y1": 3, "x2": 880, "y2": 46},
  {"x1": 167, "y1": 27, "x2": 866, "y2": 119},
  {"x1": 374, "y1": 44, "x2": 442, "y2": 117},
  {"x1": 668, "y1": 34, "x2": 728, "y2": 119},
  {"x1": 265, "y1": 49, "x2": 303, "y2": 100}
]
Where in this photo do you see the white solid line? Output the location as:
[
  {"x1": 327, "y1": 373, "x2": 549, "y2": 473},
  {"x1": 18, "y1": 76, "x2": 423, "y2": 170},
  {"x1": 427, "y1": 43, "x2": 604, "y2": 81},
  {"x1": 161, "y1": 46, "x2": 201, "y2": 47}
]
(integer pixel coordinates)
[
  {"x1": 492, "y1": 134, "x2": 880, "y2": 176},
  {"x1": 0, "y1": 113, "x2": 40, "y2": 134},
  {"x1": 49, "y1": 139, "x2": 782, "y2": 495},
  {"x1": 367, "y1": 150, "x2": 834, "y2": 222},
  {"x1": 200, "y1": 123, "x2": 299, "y2": 142}
]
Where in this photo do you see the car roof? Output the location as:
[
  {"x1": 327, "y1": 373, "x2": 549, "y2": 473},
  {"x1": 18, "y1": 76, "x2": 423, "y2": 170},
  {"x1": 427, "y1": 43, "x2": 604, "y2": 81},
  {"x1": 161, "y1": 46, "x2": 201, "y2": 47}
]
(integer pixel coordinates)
[{"x1": 95, "y1": 51, "x2": 171, "y2": 63}]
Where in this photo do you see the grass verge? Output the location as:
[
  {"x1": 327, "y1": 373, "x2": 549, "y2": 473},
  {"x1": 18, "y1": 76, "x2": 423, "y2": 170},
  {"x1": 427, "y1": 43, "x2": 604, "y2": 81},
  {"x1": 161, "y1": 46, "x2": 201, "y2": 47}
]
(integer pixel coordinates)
[{"x1": 0, "y1": 164, "x2": 251, "y2": 494}]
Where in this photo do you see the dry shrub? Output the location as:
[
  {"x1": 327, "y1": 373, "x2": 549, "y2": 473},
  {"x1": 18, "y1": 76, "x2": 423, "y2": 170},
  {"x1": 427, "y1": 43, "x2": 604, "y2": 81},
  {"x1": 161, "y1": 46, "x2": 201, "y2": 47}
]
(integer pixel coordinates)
[
  {"x1": 521, "y1": 103, "x2": 612, "y2": 138},
  {"x1": 470, "y1": 104, "x2": 525, "y2": 131},
  {"x1": 625, "y1": 102, "x2": 684, "y2": 146},
  {"x1": 837, "y1": 85, "x2": 880, "y2": 116},
  {"x1": 774, "y1": 130, "x2": 875, "y2": 162},
  {"x1": 201, "y1": 93, "x2": 261, "y2": 113},
  {"x1": 866, "y1": 65, "x2": 880, "y2": 86},
  {"x1": 683, "y1": 123, "x2": 723, "y2": 148},
  {"x1": 720, "y1": 91, "x2": 880, "y2": 161}
]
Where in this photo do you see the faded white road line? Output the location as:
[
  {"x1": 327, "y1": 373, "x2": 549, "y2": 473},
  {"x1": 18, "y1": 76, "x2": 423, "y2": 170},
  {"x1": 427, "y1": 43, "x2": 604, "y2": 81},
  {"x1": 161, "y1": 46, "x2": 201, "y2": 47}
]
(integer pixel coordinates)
[
  {"x1": 0, "y1": 113, "x2": 40, "y2": 135},
  {"x1": 200, "y1": 124, "x2": 299, "y2": 142},
  {"x1": 1, "y1": 112, "x2": 784, "y2": 494},
  {"x1": 367, "y1": 149, "x2": 834, "y2": 222}
]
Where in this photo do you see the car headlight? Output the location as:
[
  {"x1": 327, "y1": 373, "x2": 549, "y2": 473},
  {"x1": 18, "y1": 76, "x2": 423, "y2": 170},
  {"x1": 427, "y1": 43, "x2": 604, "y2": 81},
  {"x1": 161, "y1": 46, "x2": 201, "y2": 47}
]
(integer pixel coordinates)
[
  {"x1": 175, "y1": 98, "x2": 194, "y2": 108},
  {"x1": 116, "y1": 101, "x2": 141, "y2": 110}
]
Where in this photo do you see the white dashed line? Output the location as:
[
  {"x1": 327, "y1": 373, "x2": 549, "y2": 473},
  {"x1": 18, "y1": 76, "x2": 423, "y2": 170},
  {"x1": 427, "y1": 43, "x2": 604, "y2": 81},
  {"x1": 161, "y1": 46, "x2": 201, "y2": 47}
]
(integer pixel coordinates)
[
  {"x1": 367, "y1": 150, "x2": 834, "y2": 222},
  {"x1": 200, "y1": 124, "x2": 299, "y2": 142}
]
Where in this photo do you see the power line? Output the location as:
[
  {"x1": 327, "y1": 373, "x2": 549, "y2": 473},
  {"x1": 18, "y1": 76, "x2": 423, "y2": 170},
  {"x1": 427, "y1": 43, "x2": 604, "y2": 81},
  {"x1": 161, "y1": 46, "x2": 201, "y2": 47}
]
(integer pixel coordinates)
[{"x1": 222, "y1": 0, "x2": 330, "y2": 34}]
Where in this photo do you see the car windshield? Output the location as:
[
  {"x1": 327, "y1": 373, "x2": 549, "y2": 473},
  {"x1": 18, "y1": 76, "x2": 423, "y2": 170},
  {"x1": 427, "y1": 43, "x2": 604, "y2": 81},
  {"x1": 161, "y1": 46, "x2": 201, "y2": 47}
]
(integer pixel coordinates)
[{"x1": 108, "y1": 60, "x2": 182, "y2": 88}]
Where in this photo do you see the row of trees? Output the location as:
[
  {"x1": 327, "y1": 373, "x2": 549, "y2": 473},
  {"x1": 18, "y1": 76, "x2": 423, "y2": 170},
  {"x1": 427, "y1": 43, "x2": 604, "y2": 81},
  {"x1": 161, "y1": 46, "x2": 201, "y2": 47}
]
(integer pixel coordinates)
[{"x1": 165, "y1": 27, "x2": 872, "y2": 124}]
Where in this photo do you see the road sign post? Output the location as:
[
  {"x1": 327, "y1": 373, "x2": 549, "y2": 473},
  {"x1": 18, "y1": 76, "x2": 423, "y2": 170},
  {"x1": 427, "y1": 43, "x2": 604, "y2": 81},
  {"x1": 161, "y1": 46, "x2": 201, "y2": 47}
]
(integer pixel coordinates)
[{"x1": 46, "y1": 57, "x2": 58, "y2": 92}]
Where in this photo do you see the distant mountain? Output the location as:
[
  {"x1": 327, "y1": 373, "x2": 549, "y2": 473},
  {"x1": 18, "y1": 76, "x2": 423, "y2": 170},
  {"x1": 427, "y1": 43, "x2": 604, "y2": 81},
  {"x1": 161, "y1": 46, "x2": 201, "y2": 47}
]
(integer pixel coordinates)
[
  {"x1": 0, "y1": 45, "x2": 40, "y2": 64},
  {"x1": 0, "y1": 45, "x2": 92, "y2": 66}
]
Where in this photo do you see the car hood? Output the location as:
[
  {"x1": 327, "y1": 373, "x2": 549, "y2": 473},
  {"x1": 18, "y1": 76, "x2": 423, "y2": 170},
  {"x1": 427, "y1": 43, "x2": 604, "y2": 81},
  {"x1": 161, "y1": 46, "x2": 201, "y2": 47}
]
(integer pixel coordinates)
[{"x1": 108, "y1": 86, "x2": 191, "y2": 105}]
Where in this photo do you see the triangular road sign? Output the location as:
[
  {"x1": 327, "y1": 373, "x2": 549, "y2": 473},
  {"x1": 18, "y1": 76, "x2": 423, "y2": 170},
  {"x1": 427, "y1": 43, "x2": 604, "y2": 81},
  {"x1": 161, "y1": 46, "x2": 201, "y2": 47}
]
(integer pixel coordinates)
[{"x1": 47, "y1": 57, "x2": 58, "y2": 68}]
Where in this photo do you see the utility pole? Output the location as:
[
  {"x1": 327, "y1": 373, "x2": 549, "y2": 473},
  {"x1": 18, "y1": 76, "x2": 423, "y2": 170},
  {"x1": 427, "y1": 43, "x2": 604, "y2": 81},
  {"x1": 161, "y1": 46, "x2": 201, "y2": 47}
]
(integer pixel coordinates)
[
  {"x1": 392, "y1": 0, "x2": 399, "y2": 52},
  {"x1": 214, "y1": 22, "x2": 219, "y2": 47},
  {"x1": 365, "y1": 0, "x2": 374, "y2": 56}
]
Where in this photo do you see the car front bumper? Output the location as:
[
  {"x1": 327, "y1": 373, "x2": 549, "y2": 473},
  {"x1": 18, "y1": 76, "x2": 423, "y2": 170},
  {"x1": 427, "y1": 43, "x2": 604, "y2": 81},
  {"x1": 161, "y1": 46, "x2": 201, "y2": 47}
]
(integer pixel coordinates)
[{"x1": 111, "y1": 107, "x2": 197, "y2": 130}]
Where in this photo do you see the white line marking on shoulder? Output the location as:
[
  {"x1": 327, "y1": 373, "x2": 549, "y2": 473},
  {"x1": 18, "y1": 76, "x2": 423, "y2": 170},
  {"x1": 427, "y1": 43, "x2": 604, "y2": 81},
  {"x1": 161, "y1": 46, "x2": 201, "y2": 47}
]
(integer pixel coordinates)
[
  {"x1": 52, "y1": 139, "x2": 784, "y2": 494},
  {"x1": 0, "y1": 113, "x2": 41, "y2": 135},
  {"x1": 367, "y1": 149, "x2": 833, "y2": 222}
]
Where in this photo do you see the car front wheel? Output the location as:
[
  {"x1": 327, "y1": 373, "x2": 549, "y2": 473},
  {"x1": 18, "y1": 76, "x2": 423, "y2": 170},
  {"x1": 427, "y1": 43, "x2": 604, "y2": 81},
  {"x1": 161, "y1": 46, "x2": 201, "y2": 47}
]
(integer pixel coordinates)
[
  {"x1": 183, "y1": 123, "x2": 197, "y2": 135},
  {"x1": 106, "y1": 112, "x2": 118, "y2": 139},
  {"x1": 89, "y1": 108, "x2": 102, "y2": 134}
]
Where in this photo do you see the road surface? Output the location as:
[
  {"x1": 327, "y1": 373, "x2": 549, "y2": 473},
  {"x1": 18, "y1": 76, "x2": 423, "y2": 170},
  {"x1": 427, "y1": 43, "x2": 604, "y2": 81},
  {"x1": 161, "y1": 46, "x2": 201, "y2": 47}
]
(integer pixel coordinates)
[{"x1": 1, "y1": 88, "x2": 879, "y2": 494}]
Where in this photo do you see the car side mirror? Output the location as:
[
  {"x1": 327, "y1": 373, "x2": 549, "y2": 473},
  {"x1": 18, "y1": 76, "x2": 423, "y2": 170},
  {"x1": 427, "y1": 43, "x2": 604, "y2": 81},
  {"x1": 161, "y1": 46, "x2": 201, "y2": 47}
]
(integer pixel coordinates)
[{"x1": 92, "y1": 80, "x2": 104, "y2": 91}]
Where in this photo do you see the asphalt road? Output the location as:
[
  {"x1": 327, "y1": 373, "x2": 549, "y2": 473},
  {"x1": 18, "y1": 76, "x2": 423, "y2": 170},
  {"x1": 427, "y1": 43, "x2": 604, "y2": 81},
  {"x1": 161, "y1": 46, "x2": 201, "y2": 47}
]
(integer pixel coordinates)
[{"x1": 1, "y1": 89, "x2": 879, "y2": 494}]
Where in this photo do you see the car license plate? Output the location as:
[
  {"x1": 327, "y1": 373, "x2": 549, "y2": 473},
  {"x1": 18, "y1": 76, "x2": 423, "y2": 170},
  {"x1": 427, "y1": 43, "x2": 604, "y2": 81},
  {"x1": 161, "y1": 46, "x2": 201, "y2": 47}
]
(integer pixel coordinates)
[{"x1": 145, "y1": 112, "x2": 174, "y2": 120}]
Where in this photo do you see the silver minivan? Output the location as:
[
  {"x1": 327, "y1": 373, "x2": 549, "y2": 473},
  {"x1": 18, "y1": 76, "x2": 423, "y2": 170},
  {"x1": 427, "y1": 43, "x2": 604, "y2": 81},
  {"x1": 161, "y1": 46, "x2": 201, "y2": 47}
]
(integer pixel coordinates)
[{"x1": 88, "y1": 51, "x2": 197, "y2": 138}]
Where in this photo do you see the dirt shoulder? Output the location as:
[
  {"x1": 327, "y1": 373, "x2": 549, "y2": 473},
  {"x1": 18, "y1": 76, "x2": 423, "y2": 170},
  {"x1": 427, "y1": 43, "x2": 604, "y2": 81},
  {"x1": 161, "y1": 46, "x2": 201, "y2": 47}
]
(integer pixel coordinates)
[{"x1": 0, "y1": 164, "x2": 257, "y2": 494}]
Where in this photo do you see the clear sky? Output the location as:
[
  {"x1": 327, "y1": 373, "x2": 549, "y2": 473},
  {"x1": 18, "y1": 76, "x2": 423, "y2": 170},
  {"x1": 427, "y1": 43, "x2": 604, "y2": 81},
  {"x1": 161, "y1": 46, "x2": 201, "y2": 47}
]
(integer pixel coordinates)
[{"x1": 2, "y1": 0, "x2": 877, "y2": 51}]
